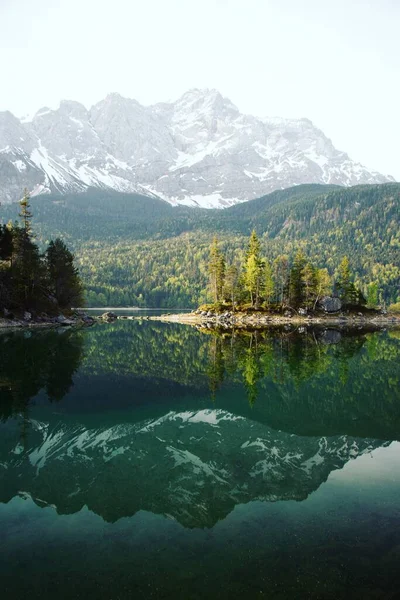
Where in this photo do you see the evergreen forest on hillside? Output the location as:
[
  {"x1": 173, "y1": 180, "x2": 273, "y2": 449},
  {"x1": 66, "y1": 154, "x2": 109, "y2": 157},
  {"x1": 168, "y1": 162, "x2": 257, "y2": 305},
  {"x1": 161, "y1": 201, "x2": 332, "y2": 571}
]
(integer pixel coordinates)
[
  {"x1": 0, "y1": 183, "x2": 399, "y2": 308},
  {"x1": 0, "y1": 192, "x2": 83, "y2": 316}
]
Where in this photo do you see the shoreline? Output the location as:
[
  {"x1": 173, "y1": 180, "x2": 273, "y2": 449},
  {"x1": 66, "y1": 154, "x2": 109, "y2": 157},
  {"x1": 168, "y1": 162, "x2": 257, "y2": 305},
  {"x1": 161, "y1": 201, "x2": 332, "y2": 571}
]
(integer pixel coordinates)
[
  {"x1": 142, "y1": 311, "x2": 400, "y2": 329},
  {"x1": 0, "y1": 313, "x2": 95, "y2": 331}
]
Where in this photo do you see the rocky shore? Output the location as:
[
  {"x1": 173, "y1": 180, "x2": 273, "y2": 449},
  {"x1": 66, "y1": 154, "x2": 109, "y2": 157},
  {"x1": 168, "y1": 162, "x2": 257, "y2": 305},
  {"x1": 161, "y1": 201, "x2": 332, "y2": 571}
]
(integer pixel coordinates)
[
  {"x1": 144, "y1": 308, "x2": 400, "y2": 330},
  {"x1": 0, "y1": 310, "x2": 95, "y2": 330}
]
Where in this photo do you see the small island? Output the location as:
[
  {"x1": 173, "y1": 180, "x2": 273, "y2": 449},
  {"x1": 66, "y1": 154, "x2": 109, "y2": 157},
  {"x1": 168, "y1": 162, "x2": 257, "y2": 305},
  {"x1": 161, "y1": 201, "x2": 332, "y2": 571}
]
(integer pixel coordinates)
[{"x1": 148, "y1": 231, "x2": 400, "y2": 329}]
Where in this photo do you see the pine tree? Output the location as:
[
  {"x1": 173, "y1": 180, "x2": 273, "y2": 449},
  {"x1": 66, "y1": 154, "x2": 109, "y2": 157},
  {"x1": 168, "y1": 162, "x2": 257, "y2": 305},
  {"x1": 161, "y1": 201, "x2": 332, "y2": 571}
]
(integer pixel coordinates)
[
  {"x1": 10, "y1": 225, "x2": 47, "y2": 310},
  {"x1": 46, "y1": 239, "x2": 84, "y2": 309},
  {"x1": 367, "y1": 282, "x2": 379, "y2": 308},
  {"x1": 243, "y1": 230, "x2": 264, "y2": 307},
  {"x1": 0, "y1": 224, "x2": 13, "y2": 262},
  {"x1": 262, "y1": 260, "x2": 274, "y2": 307},
  {"x1": 224, "y1": 263, "x2": 240, "y2": 309},
  {"x1": 302, "y1": 262, "x2": 317, "y2": 308},
  {"x1": 19, "y1": 189, "x2": 33, "y2": 236},
  {"x1": 289, "y1": 249, "x2": 307, "y2": 307},
  {"x1": 336, "y1": 256, "x2": 352, "y2": 304},
  {"x1": 273, "y1": 255, "x2": 289, "y2": 305},
  {"x1": 7, "y1": 193, "x2": 48, "y2": 311},
  {"x1": 208, "y1": 237, "x2": 225, "y2": 304}
]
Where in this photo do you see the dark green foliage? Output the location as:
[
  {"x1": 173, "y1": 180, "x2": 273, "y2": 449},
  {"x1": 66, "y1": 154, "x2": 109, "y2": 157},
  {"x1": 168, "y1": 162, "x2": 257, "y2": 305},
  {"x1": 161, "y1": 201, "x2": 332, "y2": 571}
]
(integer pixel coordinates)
[
  {"x1": 336, "y1": 256, "x2": 352, "y2": 303},
  {"x1": 10, "y1": 224, "x2": 48, "y2": 310},
  {"x1": 243, "y1": 230, "x2": 265, "y2": 307},
  {"x1": 46, "y1": 239, "x2": 84, "y2": 309},
  {"x1": 224, "y1": 263, "x2": 240, "y2": 308},
  {"x1": 0, "y1": 328, "x2": 84, "y2": 422},
  {"x1": 0, "y1": 224, "x2": 13, "y2": 261},
  {"x1": 208, "y1": 237, "x2": 225, "y2": 303},
  {"x1": 367, "y1": 282, "x2": 379, "y2": 308},
  {"x1": 0, "y1": 194, "x2": 83, "y2": 315},
  {"x1": 1, "y1": 183, "x2": 399, "y2": 307},
  {"x1": 289, "y1": 249, "x2": 307, "y2": 307}
]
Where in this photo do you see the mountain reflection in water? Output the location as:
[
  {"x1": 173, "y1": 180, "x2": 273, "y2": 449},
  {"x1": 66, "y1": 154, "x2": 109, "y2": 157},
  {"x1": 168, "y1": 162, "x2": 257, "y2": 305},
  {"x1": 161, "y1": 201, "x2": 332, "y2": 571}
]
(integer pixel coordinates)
[{"x1": 0, "y1": 322, "x2": 399, "y2": 529}]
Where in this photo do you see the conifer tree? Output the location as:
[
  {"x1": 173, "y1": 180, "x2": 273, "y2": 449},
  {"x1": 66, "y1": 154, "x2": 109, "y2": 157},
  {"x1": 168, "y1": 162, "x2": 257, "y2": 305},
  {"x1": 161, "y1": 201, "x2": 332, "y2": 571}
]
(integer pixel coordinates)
[
  {"x1": 289, "y1": 249, "x2": 307, "y2": 307},
  {"x1": 262, "y1": 260, "x2": 274, "y2": 307},
  {"x1": 336, "y1": 256, "x2": 352, "y2": 304},
  {"x1": 224, "y1": 263, "x2": 240, "y2": 309},
  {"x1": 10, "y1": 225, "x2": 46, "y2": 310},
  {"x1": 45, "y1": 239, "x2": 84, "y2": 309},
  {"x1": 367, "y1": 282, "x2": 379, "y2": 308},
  {"x1": 10, "y1": 194, "x2": 47, "y2": 310},
  {"x1": 273, "y1": 255, "x2": 289, "y2": 305},
  {"x1": 208, "y1": 237, "x2": 225, "y2": 304},
  {"x1": 19, "y1": 189, "x2": 33, "y2": 236},
  {"x1": 302, "y1": 262, "x2": 317, "y2": 308},
  {"x1": 243, "y1": 230, "x2": 264, "y2": 307},
  {"x1": 0, "y1": 224, "x2": 13, "y2": 262}
]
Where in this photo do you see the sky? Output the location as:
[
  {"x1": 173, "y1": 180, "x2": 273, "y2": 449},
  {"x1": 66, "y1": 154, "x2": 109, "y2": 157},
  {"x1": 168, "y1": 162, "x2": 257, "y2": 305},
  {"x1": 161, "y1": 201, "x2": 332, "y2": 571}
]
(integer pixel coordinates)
[{"x1": 1, "y1": 0, "x2": 399, "y2": 178}]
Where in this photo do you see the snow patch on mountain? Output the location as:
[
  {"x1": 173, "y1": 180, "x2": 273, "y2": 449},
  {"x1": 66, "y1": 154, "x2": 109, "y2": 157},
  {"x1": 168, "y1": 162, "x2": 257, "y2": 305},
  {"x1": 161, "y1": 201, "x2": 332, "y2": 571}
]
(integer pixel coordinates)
[{"x1": 0, "y1": 89, "x2": 394, "y2": 208}]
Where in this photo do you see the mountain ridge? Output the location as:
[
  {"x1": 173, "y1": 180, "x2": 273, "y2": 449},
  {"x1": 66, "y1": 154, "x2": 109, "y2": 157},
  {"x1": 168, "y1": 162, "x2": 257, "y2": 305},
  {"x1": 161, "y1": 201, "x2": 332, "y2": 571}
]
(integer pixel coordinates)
[{"x1": 0, "y1": 88, "x2": 394, "y2": 208}]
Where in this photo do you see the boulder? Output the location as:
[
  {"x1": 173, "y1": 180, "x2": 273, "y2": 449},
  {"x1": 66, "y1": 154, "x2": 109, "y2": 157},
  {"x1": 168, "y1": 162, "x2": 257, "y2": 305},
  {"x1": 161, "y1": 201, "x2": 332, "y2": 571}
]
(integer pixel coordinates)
[
  {"x1": 56, "y1": 315, "x2": 76, "y2": 325},
  {"x1": 101, "y1": 311, "x2": 118, "y2": 322},
  {"x1": 298, "y1": 308, "x2": 307, "y2": 316},
  {"x1": 318, "y1": 296, "x2": 342, "y2": 313},
  {"x1": 23, "y1": 311, "x2": 32, "y2": 321},
  {"x1": 283, "y1": 310, "x2": 292, "y2": 318}
]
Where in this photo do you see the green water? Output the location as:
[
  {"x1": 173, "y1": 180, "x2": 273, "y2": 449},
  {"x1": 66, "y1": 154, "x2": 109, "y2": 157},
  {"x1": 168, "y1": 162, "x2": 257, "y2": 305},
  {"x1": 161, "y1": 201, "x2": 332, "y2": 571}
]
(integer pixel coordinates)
[{"x1": 0, "y1": 319, "x2": 400, "y2": 599}]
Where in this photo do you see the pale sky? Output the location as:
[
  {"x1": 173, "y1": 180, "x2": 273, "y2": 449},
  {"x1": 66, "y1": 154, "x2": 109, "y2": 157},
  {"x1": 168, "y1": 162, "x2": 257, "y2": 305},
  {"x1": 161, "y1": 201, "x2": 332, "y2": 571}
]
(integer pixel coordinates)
[{"x1": 1, "y1": 0, "x2": 399, "y2": 178}]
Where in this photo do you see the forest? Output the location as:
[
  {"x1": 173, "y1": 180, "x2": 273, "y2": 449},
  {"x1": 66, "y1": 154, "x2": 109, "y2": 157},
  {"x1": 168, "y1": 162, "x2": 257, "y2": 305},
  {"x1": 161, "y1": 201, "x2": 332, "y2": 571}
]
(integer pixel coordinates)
[
  {"x1": 206, "y1": 231, "x2": 373, "y2": 311},
  {"x1": 0, "y1": 183, "x2": 399, "y2": 308},
  {"x1": 0, "y1": 192, "x2": 83, "y2": 316}
]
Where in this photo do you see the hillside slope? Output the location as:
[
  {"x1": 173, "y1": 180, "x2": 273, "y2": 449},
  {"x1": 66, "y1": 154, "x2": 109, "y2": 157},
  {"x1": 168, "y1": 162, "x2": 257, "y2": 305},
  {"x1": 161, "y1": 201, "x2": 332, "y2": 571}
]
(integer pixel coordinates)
[{"x1": 0, "y1": 183, "x2": 399, "y2": 306}]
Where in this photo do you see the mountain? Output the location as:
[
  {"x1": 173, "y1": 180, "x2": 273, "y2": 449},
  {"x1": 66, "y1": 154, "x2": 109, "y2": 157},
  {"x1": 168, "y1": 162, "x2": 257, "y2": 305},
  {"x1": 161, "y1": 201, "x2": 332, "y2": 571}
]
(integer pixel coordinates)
[{"x1": 0, "y1": 89, "x2": 394, "y2": 208}]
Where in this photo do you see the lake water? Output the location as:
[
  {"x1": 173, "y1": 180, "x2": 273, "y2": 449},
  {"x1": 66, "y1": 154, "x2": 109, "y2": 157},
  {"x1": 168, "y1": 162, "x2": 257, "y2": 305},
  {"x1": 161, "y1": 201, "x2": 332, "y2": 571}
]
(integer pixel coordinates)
[{"x1": 1, "y1": 319, "x2": 400, "y2": 599}]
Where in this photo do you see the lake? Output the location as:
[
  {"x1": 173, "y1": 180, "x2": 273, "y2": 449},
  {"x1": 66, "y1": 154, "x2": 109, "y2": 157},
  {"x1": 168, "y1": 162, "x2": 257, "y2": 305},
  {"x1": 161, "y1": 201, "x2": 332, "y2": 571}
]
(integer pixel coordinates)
[{"x1": 1, "y1": 318, "x2": 400, "y2": 599}]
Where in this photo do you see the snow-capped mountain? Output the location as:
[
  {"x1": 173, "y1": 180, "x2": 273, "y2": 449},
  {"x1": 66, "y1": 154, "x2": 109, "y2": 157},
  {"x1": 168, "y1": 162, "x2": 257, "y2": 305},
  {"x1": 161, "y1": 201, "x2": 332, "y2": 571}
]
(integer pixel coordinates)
[
  {"x1": 0, "y1": 89, "x2": 394, "y2": 208},
  {"x1": 0, "y1": 409, "x2": 387, "y2": 528}
]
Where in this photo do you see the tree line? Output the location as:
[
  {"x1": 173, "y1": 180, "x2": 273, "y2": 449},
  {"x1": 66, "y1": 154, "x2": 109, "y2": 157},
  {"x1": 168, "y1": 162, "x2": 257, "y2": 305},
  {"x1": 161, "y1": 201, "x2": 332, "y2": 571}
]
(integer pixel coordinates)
[
  {"x1": 0, "y1": 184, "x2": 398, "y2": 308},
  {"x1": 0, "y1": 191, "x2": 84, "y2": 316},
  {"x1": 208, "y1": 230, "x2": 379, "y2": 310}
]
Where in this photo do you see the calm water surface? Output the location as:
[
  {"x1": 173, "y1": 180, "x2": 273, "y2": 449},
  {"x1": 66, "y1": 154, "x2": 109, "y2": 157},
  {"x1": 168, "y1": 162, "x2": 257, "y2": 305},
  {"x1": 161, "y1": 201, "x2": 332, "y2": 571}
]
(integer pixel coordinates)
[{"x1": 0, "y1": 319, "x2": 400, "y2": 599}]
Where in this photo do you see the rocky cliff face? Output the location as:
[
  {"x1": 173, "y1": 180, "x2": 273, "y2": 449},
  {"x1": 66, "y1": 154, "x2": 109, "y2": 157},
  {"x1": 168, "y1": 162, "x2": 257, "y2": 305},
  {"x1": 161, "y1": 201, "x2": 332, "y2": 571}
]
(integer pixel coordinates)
[{"x1": 0, "y1": 89, "x2": 393, "y2": 208}]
